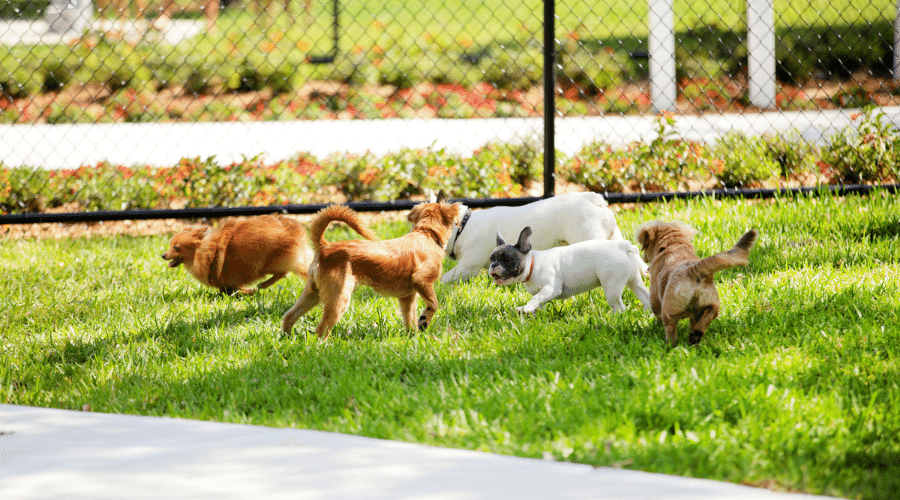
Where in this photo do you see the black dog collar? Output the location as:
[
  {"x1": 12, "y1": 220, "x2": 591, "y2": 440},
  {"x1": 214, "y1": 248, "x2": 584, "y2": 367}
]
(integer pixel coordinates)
[{"x1": 448, "y1": 210, "x2": 471, "y2": 261}]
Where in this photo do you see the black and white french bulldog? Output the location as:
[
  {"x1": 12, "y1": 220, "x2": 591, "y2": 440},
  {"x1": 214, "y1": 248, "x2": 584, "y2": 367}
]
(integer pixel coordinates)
[
  {"x1": 441, "y1": 192, "x2": 633, "y2": 283},
  {"x1": 489, "y1": 226, "x2": 652, "y2": 314}
]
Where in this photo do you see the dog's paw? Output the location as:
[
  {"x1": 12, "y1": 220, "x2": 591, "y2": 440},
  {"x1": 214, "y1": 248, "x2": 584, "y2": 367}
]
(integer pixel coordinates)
[
  {"x1": 240, "y1": 288, "x2": 258, "y2": 296},
  {"x1": 417, "y1": 314, "x2": 429, "y2": 330},
  {"x1": 688, "y1": 330, "x2": 704, "y2": 345},
  {"x1": 515, "y1": 305, "x2": 536, "y2": 315}
]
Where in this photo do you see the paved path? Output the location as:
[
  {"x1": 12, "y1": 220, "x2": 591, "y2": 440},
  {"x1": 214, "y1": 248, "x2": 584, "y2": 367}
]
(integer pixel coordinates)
[
  {"x1": 4, "y1": 108, "x2": 900, "y2": 169},
  {"x1": 0, "y1": 404, "x2": 842, "y2": 500},
  {"x1": 0, "y1": 19, "x2": 202, "y2": 46}
]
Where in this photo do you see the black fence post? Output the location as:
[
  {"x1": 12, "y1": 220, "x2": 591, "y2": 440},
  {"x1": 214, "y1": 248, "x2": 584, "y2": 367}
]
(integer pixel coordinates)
[{"x1": 542, "y1": 0, "x2": 556, "y2": 198}]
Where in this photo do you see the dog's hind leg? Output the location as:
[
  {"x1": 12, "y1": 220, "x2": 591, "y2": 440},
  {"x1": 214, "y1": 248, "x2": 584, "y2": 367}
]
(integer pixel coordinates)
[
  {"x1": 282, "y1": 282, "x2": 320, "y2": 335},
  {"x1": 256, "y1": 272, "x2": 287, "y2": 290},
  {"x1": 687, "y1": 304, "x2": 719, "y2": 345},
  {"x1": 627, "y1": 275, "x2": 652, "y2": 312},
  {"x1": 413, "y1": 284, "x2": 439, "y2": 330},
  {"x1": 316, "y1": 278, "x2": 354, "y2": 340}
]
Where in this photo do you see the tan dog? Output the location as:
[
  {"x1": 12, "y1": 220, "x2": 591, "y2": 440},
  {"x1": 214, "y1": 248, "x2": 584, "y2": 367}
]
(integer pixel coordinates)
[
  {"x1": 635, "y1": 221, "x2": 758, "y2": 346},
  {"x1": 162, "y1": 215, "x2": 312, "y2": 295},
  {"x1": 282, "y1": 200, "x2": 461, "y2": 340}
]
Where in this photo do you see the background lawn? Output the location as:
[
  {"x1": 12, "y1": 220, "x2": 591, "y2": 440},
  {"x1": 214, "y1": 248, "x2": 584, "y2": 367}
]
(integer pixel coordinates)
[{"x1": 1, "y1": 192, "x2": 899, "y2": 499}]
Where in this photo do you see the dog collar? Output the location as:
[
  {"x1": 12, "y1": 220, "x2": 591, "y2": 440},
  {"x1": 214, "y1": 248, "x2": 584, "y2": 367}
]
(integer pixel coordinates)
[
  {"x1": 524, "y1": 254, "x2": 535, "y2": 282},
  {"x1": 448, "y1": 209, "x2": 471, "y2": 260}
]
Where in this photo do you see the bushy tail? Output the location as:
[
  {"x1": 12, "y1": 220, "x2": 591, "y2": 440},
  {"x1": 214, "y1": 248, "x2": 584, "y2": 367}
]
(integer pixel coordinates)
[
  {"x1": 309, "y1": 205, "x2": 377, "y2": 255},
  {"x1": 693, "y1": 230, "x2": 758, "y2": 276}
]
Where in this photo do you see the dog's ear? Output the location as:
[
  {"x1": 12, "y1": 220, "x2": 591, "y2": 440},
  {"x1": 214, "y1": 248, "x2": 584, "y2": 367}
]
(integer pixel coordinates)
[
  {"x1": 440, "y1": 202, "x2": 461, "y2": 227},
  {"x1": 436, "y1": 190, "x2": 447, "y2": 203},
  {"x1": 516, "y1": 226, "x2": 533, "y2": 253},
  {"x1": 424, "y1": 188, "x2": 437, "y2": 203},
  {"x1": 407, "y1": 204, "x2": 423, "y2": 223},
  {"x1": 496, "y1": 231, "x2": 507, "y2": 247},
  {"x1": 635, "y1": 224, "x2": 654, "y2": 252}
]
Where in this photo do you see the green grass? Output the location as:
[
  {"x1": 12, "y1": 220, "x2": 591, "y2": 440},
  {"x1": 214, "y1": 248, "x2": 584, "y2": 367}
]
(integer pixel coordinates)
[{"x1": 2, "y1": 192, "x2": 899, "y2": 499}]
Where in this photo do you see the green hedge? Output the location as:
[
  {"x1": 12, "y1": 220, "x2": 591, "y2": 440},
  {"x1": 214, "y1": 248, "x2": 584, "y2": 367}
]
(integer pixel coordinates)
[{"x1": 3, "y1": 109, "x2": 898, "y2": 215}]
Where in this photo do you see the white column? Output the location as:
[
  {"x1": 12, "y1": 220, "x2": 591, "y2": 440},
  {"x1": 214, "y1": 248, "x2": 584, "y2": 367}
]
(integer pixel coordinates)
[
  {"x1": 894, "y1": 0, "x2": 900, "y2": 80},
  {"x1": 648, "y1": 0, "x2": 676, "y2": 112},
  {"x1": 747, "y1": 0, "x2": 776, "y2": 108}
]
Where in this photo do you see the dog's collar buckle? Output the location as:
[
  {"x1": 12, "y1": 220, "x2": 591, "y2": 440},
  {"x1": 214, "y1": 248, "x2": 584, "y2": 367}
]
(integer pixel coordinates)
[{"x1": 448, "y1": 209, "x2": 471, "y2": 260}]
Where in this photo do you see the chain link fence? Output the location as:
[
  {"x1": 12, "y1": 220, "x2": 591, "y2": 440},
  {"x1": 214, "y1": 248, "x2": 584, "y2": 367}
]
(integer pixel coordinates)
[{"x1": 1, "y1": 0, "x2": 899, "y2": 219}]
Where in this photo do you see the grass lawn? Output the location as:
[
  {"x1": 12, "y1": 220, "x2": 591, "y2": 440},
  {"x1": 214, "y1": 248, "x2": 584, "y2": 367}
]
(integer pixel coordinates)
[{"x1": 1, "y1": 192, "x2": 899, "y2": 499}]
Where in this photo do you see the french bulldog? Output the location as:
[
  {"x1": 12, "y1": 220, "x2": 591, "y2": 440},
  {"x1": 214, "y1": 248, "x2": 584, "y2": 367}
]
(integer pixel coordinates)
[
  {"x1": 489, "y1": 226, "x2": 652, "y2": 314},
  {"x1": 441, "y1": 192, "x2": 632, "y2": 284}
]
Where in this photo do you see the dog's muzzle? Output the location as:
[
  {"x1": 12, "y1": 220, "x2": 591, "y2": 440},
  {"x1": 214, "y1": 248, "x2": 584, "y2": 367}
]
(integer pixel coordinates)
[{"x1": 162, "y1": 253, "x2": 183, "y2": 268}]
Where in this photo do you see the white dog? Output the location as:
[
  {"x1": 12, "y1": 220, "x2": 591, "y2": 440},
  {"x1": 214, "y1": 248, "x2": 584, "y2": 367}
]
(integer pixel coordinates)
[
  {"x1": 441, "y1": 192, "x2": 627, "y2": 283},
  {"x1": 489, "y1": 226, "x2": 651, "y2": 314}
]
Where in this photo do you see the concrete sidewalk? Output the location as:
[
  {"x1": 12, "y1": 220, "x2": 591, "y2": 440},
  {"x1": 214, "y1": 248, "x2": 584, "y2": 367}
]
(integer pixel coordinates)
[
  {"x1": 1, "y1": 404, "x2": 842, "y2": 500},
  {"x1": 4, "y1": 108, "x2": 900, "y2": 170}
]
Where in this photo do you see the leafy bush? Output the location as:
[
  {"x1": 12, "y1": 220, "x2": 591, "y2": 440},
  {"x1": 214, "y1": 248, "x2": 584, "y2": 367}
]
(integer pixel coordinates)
[
  {"x1": 760, "y1": 131, "x2": 819, "y2": 180},
  {"x1": 563, "y1": 113, "x2": 711, "y2": 192},
  {"x1": 711, "y1": 133, "x2": 782, "y2": 188},
  {"x1": 820, "y1": 107, "x2": 900, "y2": 183},
  {"x1": 557, "y1": 42, "x2": 626, "y2": 95},
  {"x1": 2, "y1": 125, "x2": 898, "y2": 216}
]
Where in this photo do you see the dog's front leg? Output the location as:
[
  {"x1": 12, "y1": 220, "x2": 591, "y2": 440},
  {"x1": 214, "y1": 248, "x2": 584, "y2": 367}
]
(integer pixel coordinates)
[
  {"x1": 516, "y1": 286, "x2": 556, "y2": 314},
  {"x1": 661, "y1": 312, "x2": 684, "y2": 346},
  {"x1": 440, "y1": 264, "x2": 482, "y2": 284},
  {"x1": 398, "y1": 294, "x2": 417, "y2": 331}
]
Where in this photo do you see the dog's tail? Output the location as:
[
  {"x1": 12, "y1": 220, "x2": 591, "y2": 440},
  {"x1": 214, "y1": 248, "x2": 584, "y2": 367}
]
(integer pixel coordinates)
[
  {"x1": 622, "y1": 241, "x2": 649, "y2": 276},
  {"x1": 625, "y1": 242, "x2": 650, "y2": 277},
  {"x1": 309, "y1": 205, "x2": 377, "y2": 255},
  {"x1": 693, "y1": 230, "x2": 758, "y2": 277},
  {"x1": 583, "y1": 191, "x2": 610, "y2": 208}
]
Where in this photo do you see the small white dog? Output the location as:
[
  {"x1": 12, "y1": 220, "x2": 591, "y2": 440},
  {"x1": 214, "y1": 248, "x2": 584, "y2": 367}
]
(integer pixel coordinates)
[
  {"x1": 489, "y1": 226, "x2": 651, "y2": 314},
  {"x1": 441, "y1": 192, "x2": 627, "y2": 283}
]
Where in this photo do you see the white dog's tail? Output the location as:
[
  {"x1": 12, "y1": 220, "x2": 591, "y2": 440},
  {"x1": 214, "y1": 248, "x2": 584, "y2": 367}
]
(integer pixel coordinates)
[
  {"x1": 583, "y1": 191, "x2": 610, "y2": 208},
  {"x1": 622, "y1": 241, "x2": 652, "y2": 310},
  {"x1": 623, "y1": 241, "x2": 650, "y2": 277}
]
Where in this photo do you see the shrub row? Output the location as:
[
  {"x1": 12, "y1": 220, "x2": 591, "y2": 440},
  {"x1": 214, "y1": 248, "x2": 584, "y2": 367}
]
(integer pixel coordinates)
[
  {"x1": 0, "y1": 19, "x2": 892, "y2": 115},
  {"x1": 2, "y1": 109, "x2": 898, "y2": 215}
]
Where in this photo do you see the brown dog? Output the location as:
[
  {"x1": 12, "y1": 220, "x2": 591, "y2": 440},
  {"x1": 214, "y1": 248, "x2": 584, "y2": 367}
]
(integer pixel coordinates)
[
  {"x1": 282, "y1": 200, "x2": 461, "y2": 339},
  {"x1": 635, "y1": 221, "x2": 758, "y2": 346},
  {"x1": 162, "y1": 215, "x2": 312, "y2": 295}
]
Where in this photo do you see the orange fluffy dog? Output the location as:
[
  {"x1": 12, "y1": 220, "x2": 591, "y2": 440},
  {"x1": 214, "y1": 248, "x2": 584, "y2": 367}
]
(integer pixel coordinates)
[
  {"x1": 636, "y1": 221, "x2": 757, "y2": 346},
  {"x1": 282, "y1": 200, "x2": 461, "y2": 339},
  {"x1": 162, "y1": 215, "x2": 312, "y2": 295}
]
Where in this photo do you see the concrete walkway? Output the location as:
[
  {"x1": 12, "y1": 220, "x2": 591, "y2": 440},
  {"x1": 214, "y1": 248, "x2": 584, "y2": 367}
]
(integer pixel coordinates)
[
  {"x1": 0, "y1": 404, "x2": 842, "y2": 500},
  {"x1": 4, "y1": 108, "x2": 900, "y2": 169},
  {"x1": 0, "y1": 19, "x2": 202, "y2": 46}
]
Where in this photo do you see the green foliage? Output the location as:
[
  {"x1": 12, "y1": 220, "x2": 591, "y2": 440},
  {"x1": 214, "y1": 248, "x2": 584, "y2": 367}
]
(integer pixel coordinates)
[
  {"x1": 821, "y1": 107, "x2": 900, "y2": 183},
  {"x1": 0, "y1": 156, "x2": 321, "y2": 213},
  {"x1": 1, "y1": 4, "x2": 894, "y2": 122},
  {"x1": 557, "y1": 41, "x2": 627, "y2": 95},
  {"x1": 563, "y1": 113, "x2": 711, "y2": 192},
  {"x1": 760, "y1": 131, "x2": 819, "y2": 179},
  {"x1": 4, "y1": 122, "x2": 897, "y2": 215},
  {"x1": 711, "y1": 133, "x2": 782, "y2": 188}
]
